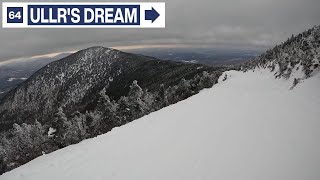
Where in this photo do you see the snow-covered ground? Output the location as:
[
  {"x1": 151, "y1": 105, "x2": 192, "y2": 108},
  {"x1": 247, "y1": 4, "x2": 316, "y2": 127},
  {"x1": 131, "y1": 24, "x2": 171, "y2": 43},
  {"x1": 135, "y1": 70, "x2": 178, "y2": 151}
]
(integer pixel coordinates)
[
  {"x1": 1, "y1": 69, "x2": 320, "y2": 180},
  {"x1": 7, "y1": 77, "x2": 27, "y2": 82}
]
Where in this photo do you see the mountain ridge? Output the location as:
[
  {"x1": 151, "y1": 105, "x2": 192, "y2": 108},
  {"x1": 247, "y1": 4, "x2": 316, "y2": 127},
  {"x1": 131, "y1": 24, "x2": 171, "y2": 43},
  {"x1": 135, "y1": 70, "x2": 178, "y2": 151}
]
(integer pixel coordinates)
[
  {"x1": 0, "y1": 46, "x2": 224, "y2": 130},
  {"x1": 242, "y1": 25, "x2": 320, "y2": 80}
]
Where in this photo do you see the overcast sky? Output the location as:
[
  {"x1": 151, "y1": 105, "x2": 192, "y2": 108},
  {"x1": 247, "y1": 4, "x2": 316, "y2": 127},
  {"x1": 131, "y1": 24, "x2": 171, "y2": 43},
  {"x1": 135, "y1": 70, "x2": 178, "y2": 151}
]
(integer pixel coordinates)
[{"x1": 0, "y1": 0, "x2": 319, "y2": 62}]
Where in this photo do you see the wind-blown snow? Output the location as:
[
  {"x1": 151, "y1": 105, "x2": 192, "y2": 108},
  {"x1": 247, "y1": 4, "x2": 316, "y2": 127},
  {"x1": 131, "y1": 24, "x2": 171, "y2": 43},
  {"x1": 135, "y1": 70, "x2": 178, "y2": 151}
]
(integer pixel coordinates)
[{"x1": 1, "y1": 69, "x2": 320, "y2": 180}]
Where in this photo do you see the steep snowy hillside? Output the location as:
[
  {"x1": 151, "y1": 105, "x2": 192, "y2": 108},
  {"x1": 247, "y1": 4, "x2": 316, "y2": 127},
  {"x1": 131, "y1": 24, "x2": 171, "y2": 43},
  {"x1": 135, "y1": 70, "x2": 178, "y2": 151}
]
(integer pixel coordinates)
[{"x1": 1, "y1": 69, "x2": 319, "y2": 180}]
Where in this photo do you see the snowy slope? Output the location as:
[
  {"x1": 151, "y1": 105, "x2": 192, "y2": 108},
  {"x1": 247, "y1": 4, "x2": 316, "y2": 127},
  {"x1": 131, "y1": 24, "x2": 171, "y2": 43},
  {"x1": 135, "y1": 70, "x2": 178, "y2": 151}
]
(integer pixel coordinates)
[{"x1": 1, "y1": 69, "x2": 320, "y2": 180}]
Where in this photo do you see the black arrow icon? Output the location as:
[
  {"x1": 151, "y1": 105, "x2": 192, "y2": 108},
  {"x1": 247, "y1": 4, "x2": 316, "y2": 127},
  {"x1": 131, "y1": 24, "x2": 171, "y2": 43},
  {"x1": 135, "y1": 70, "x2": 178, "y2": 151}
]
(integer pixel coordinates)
[{"x1": 145, "y1": 7, "x2": 160, "y2": 23}]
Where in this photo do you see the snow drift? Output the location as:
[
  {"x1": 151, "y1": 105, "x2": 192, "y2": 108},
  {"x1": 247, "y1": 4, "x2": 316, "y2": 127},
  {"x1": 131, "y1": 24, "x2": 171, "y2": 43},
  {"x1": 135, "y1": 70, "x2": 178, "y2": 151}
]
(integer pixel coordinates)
[{"x1": 1, "y1": 69, "x2": 320, "y2": 180}]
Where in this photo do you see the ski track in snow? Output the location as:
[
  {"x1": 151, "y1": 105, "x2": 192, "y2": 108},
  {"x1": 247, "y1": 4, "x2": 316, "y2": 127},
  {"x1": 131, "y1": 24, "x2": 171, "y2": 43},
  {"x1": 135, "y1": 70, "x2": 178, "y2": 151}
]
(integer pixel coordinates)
[{"x1": 1, "y1": 69, "x2": 320, "y2": 180}]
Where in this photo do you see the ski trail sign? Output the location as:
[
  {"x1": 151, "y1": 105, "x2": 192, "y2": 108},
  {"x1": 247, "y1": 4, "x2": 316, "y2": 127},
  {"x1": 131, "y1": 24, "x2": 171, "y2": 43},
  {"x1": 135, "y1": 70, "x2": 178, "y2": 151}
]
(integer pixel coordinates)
[{"x1": 2, "y1": 2, "x2": 165, "y2": 28}]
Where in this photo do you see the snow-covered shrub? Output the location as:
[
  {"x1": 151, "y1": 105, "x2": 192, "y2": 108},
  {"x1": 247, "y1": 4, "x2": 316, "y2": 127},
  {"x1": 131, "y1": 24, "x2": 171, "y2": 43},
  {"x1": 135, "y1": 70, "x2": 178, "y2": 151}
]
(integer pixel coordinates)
[{"x1": 0, "y1": 121, "x2": 47, "y2": 173}]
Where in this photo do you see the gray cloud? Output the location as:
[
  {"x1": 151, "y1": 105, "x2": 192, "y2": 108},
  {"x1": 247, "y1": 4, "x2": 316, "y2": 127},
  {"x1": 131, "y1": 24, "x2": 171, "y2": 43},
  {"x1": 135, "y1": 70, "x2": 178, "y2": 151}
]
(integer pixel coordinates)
[{"x1": 0, "y1": 0, "x2": 319, "y2": 61}]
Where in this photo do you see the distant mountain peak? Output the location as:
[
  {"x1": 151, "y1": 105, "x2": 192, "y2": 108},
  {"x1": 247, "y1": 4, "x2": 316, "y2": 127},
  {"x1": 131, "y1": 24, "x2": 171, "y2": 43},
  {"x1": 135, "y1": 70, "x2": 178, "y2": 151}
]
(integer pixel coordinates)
[{"x1": 81, "y1": 46, "x2": 115, "y2": 51}]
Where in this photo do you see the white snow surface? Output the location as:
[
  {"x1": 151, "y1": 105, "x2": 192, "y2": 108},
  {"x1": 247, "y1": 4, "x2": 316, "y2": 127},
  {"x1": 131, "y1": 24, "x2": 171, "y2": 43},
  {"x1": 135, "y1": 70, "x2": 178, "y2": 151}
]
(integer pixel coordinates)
[
  {"x1": 7, "y1": 77, "x2": 27, "y2": 82},
  {"x1": 1, "y1": 69, "x2": 320, "y2": 180}
]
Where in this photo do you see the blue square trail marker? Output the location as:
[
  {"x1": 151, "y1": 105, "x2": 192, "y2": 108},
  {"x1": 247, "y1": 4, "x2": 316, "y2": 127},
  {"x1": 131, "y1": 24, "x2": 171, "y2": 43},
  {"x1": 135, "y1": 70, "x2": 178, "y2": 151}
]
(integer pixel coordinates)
[{"x1": 7, "y1": 7, "x2": 23, "y2": 23}]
